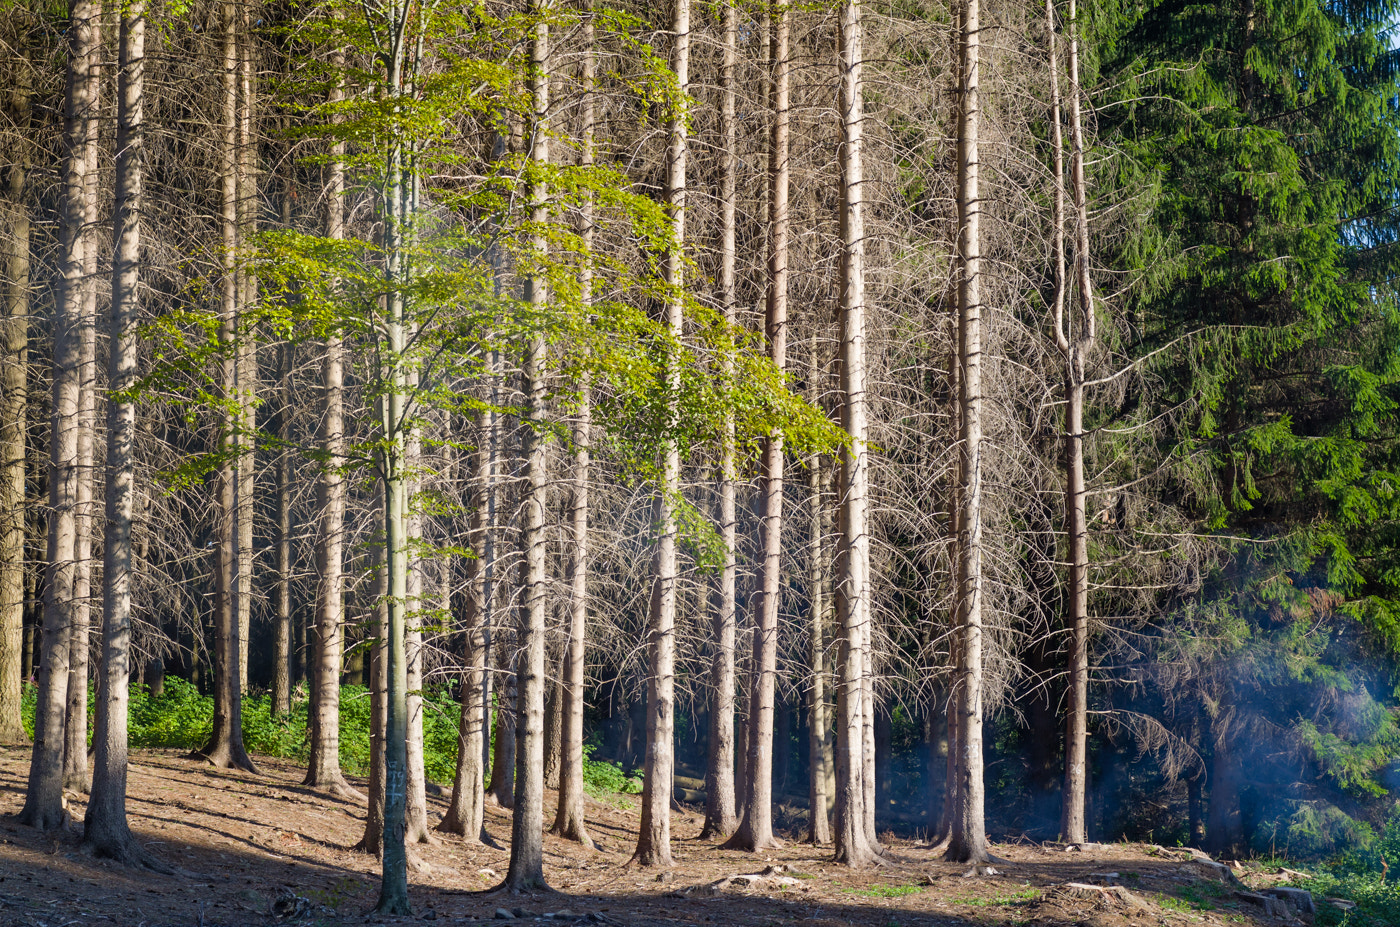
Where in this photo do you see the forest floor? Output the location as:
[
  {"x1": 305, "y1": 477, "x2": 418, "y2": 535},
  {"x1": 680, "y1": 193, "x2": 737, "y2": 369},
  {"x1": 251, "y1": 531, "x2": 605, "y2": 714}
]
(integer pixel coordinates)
[{"x1": 0, "y1": 746, "x2": 1330, "y2": 927}]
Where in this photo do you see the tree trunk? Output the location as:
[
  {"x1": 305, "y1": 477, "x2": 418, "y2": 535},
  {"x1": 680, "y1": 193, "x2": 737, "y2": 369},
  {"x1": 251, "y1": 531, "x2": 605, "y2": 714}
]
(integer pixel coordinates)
[
  {"x1": 552, "y1": 35, "x2": 594, "y2": 839},
  {"x1": 489, "y1": 657, "x2": 516, "y2": 808},
  {"x1": 727, "y1": 0, "x2": 787, "y2": 855},
  {"x1": 832, "y1": 0, "x2": 876, "y2": 869},
  {"x1": 873, "y1": 699, "x2": 890, "y2": 829},
  {"x1": 634, "y1": 0, "x2": 688, "y2": 870},
  {"x1": 272, "y1": 339, "x2": 293, "y2": 718},
  {"x1": 21, "y1": 0, "x2": 102, "y2": 831},
  {"x1": 438, "y1": 429, "x2": 490, "y2": 844},
  {"x1": 542, "y1": 655, "x2": 562, "y2": 791},
  {"x1": 502, "y1": 6, "x2": 551, "y2": 890},
  {"x1": 357, "y1": 566, "x2": 388, "y2": 858},
  {"x1": 403, "y1": 368, "x2": 433, "y2": 847},
  {"x1": 0, "y1": 25, "x2": 33, "y2": 746},
  {"x1": 701, "y1": 0, "x2": 740, "y2": 843},
  {"x1": 1058, "y1": 0, "x2": 1096, "y2": 847},
  {"x1": 195, "y1": 0, "x2": 256, "y2": 775},
  {"x1": 303, "y1": 63, "x2": 358, "y2": 798},
  {"x1": 372, "y1": 18, "x2": 415, "y2": 904},
  {"x1": 807, "y1": 383, "x2": 831, "y2": 844},
  {"x1": 63, "y1": 27, "x2": 102, "y2": 791},
  {"x1": 861, "y1": 639, "x2": 878, "y2": 848},
  {"x1": 83, "y1": 5, "x2": 151, "y2": 863},
  {"x1": 234, "y1": 0, "x2": 257, "y2": 692},
  {"x1": 945, "y1": 0, "x2": 988, "y2": 865}
]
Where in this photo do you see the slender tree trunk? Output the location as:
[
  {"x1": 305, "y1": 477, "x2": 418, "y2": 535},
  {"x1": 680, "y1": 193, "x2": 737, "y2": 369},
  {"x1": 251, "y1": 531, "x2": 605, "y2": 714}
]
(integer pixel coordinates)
[
  {"x1": 439, "y1": 431, "x2": 490, "y2": 843},
  {"x1": 272, "y1": 339, "x2": 293, "y2": 717},
  {"x1": 727, "y1": 0, "x2": 788, "y2": 855},
  {"x1": 552, "y1": 23, "x2": 594, "y2": 843},
  {"x1": 634, "y1": 0, "x2": 688, "y2": 869},
  {"x1": 501, "y1": 4, "x2": 551, "y2": 890},
  {"x1": 945, "y1": 0, "x2": 989, "y2": 865},
  {"x1": 235, "y1": 0, "x2": 257, "y2": 691},
  {"x1": 373, "y1": 14, "x2": 415, "y2": 905},
  {"x1": 542, "y1": 652, "x2": 562, "y2": 791},
  {"x1": 701, "y1": 0, "x2": 740, "y2": 843},
  {"x1": 196, "y1": 0, "x2": 256, "y2": 774},
  {"x1": 0, "y1": 29, "x2": 33, "y2": 746},
  {"x1": 807, "y1": 342, "x2": 831, "y2": 845},
  {"x1": 489, "y1": 654, "x2": 515, "y2": 807},
  {"x1": 402, "y1": 361, "x2": 433, "y2": 847},
  {"x1": 303, "y1": 61, "x2": 358, "y2": 798},
  {"x1": 83, "y1": 4, "x2": 151, "y2": 863},
  {"x1": 832, "y1": 0, "x2": 876, "y2": 869},
  {"x1": 1058, "y1": 0, "x2": 1095, "y2": 846},
  {"x1": 21, "y1": 0, "x2": 102, "y2": 830},
  {"x1": 357, "y1": 560, "x2": 388, "y2": 858},
  {"x1": 64, "y1": 38, "x2": 102, "y2": 791}
]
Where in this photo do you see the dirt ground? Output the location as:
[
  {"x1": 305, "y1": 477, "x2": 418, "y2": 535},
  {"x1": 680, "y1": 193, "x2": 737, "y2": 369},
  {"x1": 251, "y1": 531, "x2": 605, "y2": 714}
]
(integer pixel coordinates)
[{"x1": 0, "y1": 746, "x2": 1331, "y2": 927}]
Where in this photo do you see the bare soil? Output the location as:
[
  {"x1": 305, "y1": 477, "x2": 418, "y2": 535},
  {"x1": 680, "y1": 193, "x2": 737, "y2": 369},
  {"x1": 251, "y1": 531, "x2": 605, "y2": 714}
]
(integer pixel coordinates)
[{"x1": 0, "y1": 746, "x2": 1322, "y2": 927}]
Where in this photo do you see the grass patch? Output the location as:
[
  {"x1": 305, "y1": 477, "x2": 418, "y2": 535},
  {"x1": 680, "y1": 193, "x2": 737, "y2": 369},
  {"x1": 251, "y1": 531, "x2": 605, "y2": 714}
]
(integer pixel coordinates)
[{"x1": 847, "y1": 883, "x2": 924, "y2": 898}]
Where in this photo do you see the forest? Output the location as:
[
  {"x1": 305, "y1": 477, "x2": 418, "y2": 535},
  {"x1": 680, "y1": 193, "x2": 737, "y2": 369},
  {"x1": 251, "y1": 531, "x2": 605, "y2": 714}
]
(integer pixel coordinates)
[{"x1": 1, "y1": 0, "x2": 1400, "y2": 919}]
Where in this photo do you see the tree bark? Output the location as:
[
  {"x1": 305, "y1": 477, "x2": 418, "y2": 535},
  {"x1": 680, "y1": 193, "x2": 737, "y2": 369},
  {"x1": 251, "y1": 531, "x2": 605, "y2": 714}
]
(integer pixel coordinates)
[
  {"x1": 439, "y1": 433, "x2": 490, "y2": 843},
  {"x1": 303, "y1": 60, "x2": 358, "y2": 798},
  {"x1": 542, "y1": 653, "x2": 562, "y2": 791},
  {"x1": 235, "y1": 0, "x2": 257, "y2": 691},
  {"x1": 727, "y1": 0, "x2": 788, "y2": 855},
  {"x1": 489, "y1": 654, "x2": 516, "y2": 808},
  {"x1": 195, "y1": 0, "x2": 256, "y2": 775},
  {"x1": 832, "y1": 0, "x2": 877, "y2": 869},
  {"x1": 403, "y1": 368, "x2": 433, "y2": 847},
  {"x1": 272, "y1": 338, "x2": 293, "y2": 717},
  {"x1": 552, "y1": 22, "x2": 594, "y2": 843},
  {"x1": 83, "y1": 4, "x2": 153, "y2": 864},
  {"x1": 64, "y1": 30, "x2": 102, "y2": 791},
  {"x1": 357, "y1": 563, "x2": 389, "y2": 858},
  {"x1": 501, "y1": 4, "x2": 551, "y2": 890},
  {"x1": 372, "y1": 13, "x2": 415, "y2": 905},
  {"x1": 634, "y1": 0, "x2": 688, "y2": 869},
  {"x1": 0, "y1": 23, "x2": 34, "y2": 746},
  {"x1": 807, "y1": 366, "x2": 831, "y2": 844},
  {"x1": 21, "y1": 0, "x2": 102, "y2": 830},
  {"x1": 701, "y1": 0, "x2": 740, "y2": 843},
  {"x1": 945, "y1": 0, "x2": 989, "y2": 865},
  {"x1": 1057, "y1": 0, "x2": 1095, "y2": 847}
]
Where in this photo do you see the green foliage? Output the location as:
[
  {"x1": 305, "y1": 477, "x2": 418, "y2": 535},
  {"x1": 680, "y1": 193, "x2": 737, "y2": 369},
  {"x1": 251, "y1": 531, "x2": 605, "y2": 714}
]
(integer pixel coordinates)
[
  {"x1": 21, "y1": 679, "x2": 645, "y2": 800},
  {"x1": 580, "y1": 742, "x2": 642, "y2": 800}
]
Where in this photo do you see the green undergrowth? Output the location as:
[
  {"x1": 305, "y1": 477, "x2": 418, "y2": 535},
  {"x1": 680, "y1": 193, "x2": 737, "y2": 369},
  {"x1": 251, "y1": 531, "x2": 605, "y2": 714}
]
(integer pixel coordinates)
[
  {"x1": 1289, "y1": 810, "x2": 1400, "y2": 927},
  {"x1": 20, "y1": 679, "x2": 640, "y2": 799},
  {"x1": 580, "y1": 742, "x2": 642, "y2": 802}
]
